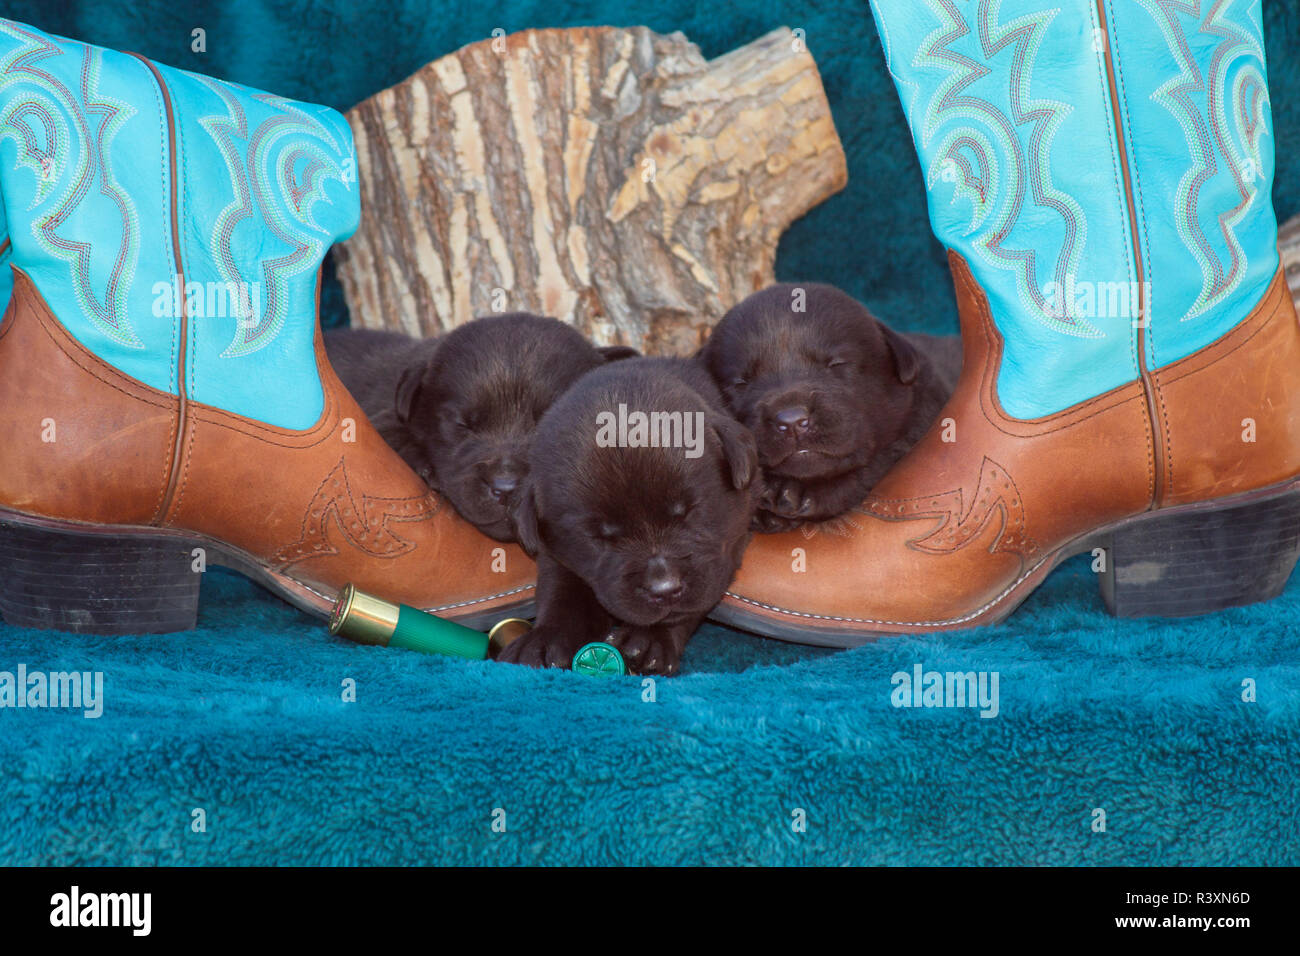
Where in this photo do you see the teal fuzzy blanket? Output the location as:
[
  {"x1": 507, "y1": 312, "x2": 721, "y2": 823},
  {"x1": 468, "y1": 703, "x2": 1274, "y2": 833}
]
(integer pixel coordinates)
[
  {"x1": 3, "y1": 559, "x2": 1298, "y2": 865},
  {"x1": 2, "y1": 0, "x2": 1298, "y2": 865}
]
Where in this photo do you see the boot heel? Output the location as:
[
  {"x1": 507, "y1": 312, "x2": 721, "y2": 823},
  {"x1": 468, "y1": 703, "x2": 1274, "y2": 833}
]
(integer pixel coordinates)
[
  {"x1": 0, "y1": 518, "x2": 201, "y2": 634},
  {"x1": 1098, "y1": 487, "x2": 1300, "y2": 618}
]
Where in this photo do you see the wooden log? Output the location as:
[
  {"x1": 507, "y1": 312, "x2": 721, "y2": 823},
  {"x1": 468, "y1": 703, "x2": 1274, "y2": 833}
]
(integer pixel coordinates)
[{"x1": 335, "y1": 26, "x2": 847, "y2": 354}]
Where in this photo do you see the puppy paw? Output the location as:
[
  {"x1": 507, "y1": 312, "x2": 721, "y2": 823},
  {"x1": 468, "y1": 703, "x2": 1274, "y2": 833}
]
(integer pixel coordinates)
[
  {"x1": 496, "y1": 624, "x2": 583, "y2": 670},
  {"x1": 751, "y1": 509, "x2": 805, "y2": 534},
  {"x1": 759, "y1": 476, "x2": 813, "y2": 520},
  {"x1": 606, "y1": 626, "x2": 684, "y2": 677}
]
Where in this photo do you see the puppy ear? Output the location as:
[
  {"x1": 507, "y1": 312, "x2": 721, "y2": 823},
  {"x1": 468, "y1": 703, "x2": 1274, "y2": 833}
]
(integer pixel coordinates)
[
  {"x1": 710, "y1": 414, "x2": 758, "y2": 491},
  {"x1": 597, "y1": 345, "x2": 639, "y2": 363},
  {"x1": 510, "y1": 480, "x2": 543, "y2": 557},
  {"x1": 394, "y1": 363, "x2": 425, "y2": 424},
  {"x1": 880, "y1": 323, "x2": 922, "y2": 385}
]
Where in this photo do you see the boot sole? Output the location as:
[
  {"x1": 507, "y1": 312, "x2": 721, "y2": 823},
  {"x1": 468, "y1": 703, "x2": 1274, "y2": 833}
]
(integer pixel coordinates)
[
  {"x1": 710, "y1": 477, "x2": 1300, "y2": 646},
  {"x1": 0, "y1": 507, "x2": 536, "y2": 635}
]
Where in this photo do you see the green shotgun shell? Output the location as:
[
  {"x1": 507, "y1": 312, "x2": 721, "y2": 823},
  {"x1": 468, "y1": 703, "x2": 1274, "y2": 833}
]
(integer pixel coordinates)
[
  {"x1": 571, "y1": 641, "x2": 626, "y2": 677},
  {"x1": 329, "y1": 583, "x2": 490, "y2": 659}
]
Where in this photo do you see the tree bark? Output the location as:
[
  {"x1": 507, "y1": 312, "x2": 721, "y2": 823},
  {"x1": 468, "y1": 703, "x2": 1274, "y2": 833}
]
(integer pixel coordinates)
[{"x1": 334, "y1": 26, "x2": 847, "y2": 354}]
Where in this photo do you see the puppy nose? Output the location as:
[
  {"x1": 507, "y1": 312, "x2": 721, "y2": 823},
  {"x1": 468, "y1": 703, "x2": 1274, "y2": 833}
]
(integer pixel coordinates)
[
  {"x1": 641, "y1": 560, "x2": 685, "y2": 602},
  {"x1": 771, "y1": 405, "x2": 812, "y2": 435},
  {"x1": 485, "y1": 472, "x2": 519, "y2": 502}
]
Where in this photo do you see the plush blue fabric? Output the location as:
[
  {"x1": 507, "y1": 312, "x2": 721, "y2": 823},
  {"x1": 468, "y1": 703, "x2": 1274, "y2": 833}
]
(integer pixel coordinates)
[
  {"x1": 2, "y1": 557, "x2": 1297, "y2": 865},
  {"x1": 1, "y1": 0, "x2": 1298, "y2": 865}
]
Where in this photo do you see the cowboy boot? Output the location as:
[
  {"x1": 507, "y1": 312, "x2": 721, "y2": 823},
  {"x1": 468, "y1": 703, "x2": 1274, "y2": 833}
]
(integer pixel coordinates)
[
  {"x1": 0, "y1": 203, "x2": 11, "y2": 312},
  {"x1": 0, "y1": 19, "x2": 535, "y2": 633},
  {"x1": 712, "y1": 0, "x2": 1300, "y2": 643}
]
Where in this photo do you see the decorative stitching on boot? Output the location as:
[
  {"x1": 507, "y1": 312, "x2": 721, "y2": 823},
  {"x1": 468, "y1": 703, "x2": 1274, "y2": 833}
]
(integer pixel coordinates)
[
  {"x1": 860, "y1": 455, "x2": 1040, "y2": 561},
  {"x1": 137, "y1": 53, "x2": 181, "y2": 527},
  {"x1": 915, "y1": 3, "x2": 1093, "y2": 336},
  {"x1": 1108, "y1": 1, "x2": 1168, "y2": 505},
  {"x1": 294, "y1": 577, "x2": 536, "y2": 613},
  {"x1": 722, "y1": 555, "x2": 1046, "y2": 630},
  {"x1": 1136, "y1": 1, "x2": 1265, "y2": 321},
  {"x1": 270, "y1": 456, "x2": 440, "y2": 568}
]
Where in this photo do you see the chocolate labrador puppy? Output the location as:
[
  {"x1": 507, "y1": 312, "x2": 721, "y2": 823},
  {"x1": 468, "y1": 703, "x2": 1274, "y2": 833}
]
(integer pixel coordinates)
[
  {"x1": 325, "y1": 315, "x2": 635, "y2": 542},
  {"x1": 499, "y1": 357, "x2": 759, "y2": 675},
  {"x1": 700, "y1": 283, "x2": 960, "y2": 532}
]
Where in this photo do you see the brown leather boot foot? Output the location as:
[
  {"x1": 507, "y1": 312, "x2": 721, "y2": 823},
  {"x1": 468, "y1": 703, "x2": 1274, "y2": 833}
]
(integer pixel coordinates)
[
  {"x1": 0, "y1": 271, "x2": 535, "y2": 634},
  {"x1": 712, "y1": 259, "x2": 1300, "y2": 645}
]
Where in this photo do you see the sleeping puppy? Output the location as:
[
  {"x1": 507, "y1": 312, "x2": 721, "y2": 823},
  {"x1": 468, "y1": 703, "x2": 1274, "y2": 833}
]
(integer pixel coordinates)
[
  {"x1": 700, "y1": 283, "x2": 960, "y2": 532},
  {"x1": 324, "y1": 315, "x2": 635, "y2": 542},
  {"x1": 499, "y1": 357, "x2": 759, "y2": 675}
]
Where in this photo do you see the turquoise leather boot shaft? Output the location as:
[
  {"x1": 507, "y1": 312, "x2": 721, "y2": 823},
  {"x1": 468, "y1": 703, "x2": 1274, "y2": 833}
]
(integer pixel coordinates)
[
  {"x1": 1102, "y1": 0, "x2": 1279, "y2": 368},
  {"x1": 0, "y1": 18, "x2": 360, "y2": 429},
  {"x1": 869, "y1": 0, "x2": 1278, "y2": 419}
]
